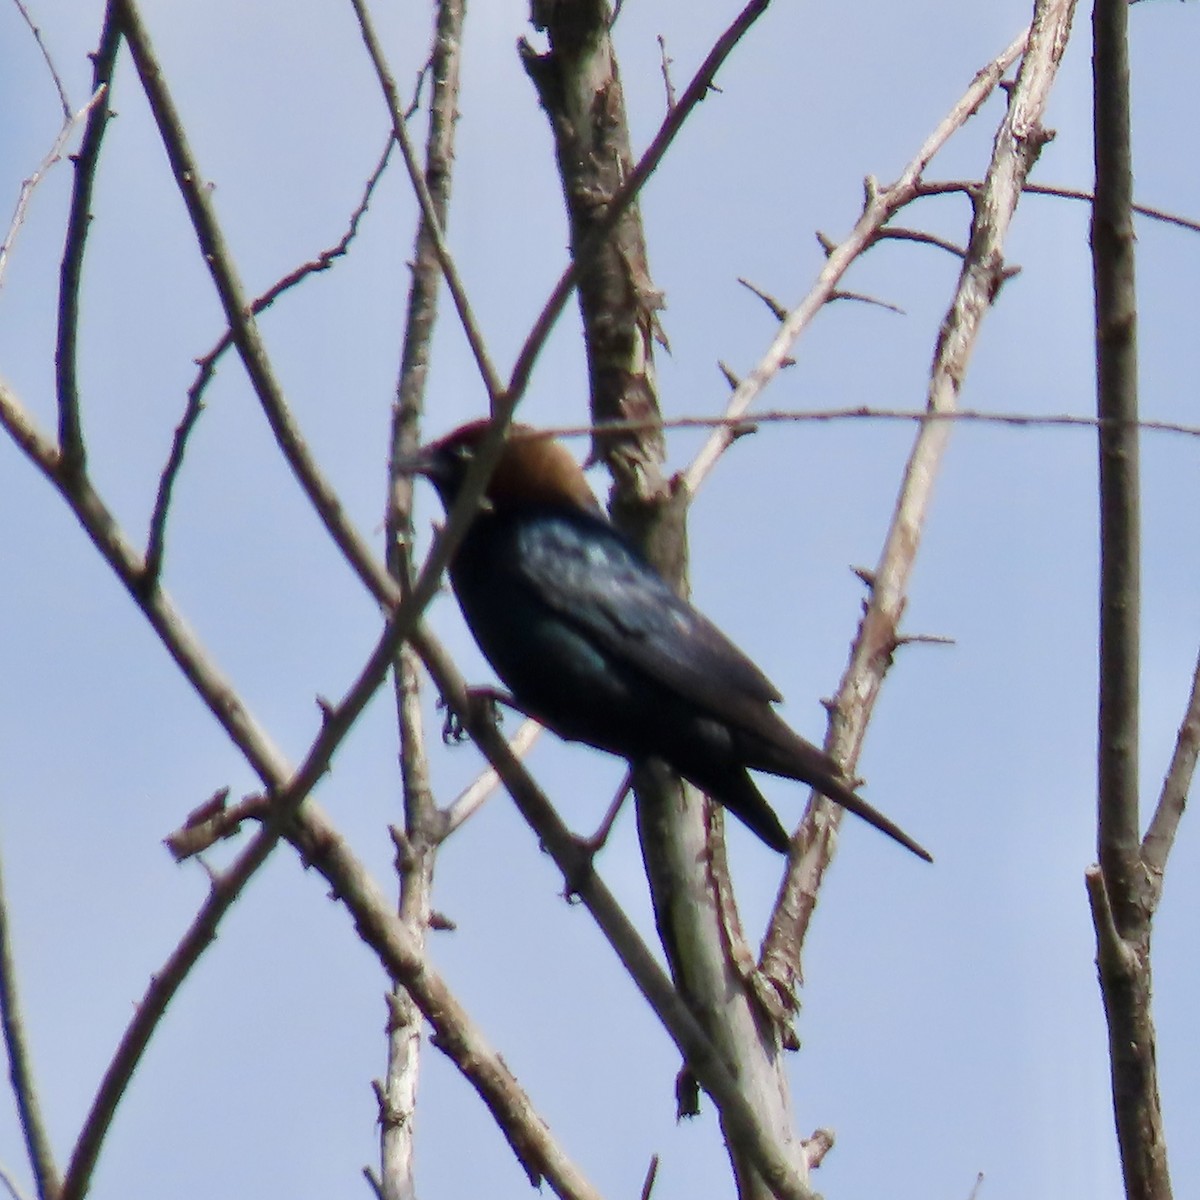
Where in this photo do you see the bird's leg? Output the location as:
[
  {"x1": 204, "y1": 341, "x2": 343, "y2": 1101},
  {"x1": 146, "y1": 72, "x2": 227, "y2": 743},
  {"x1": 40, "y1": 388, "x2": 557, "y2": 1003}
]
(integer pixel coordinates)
[
  {"x1": 577, "y1": 768, "x2": 635, "y2": 856},
  {"x1": 556, "y1": 770, "x2": 635, "y2": 901}
]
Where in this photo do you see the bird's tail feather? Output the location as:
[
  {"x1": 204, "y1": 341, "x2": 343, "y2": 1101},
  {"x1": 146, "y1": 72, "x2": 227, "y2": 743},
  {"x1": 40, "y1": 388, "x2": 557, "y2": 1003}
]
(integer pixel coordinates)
[{"x1": 739, "y1": 722, "x2": 932, "y2": 862}]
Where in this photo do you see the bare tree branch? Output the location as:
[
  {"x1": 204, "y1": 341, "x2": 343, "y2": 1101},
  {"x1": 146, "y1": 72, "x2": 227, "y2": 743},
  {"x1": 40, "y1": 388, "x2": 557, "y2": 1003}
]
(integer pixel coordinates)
[
  {"x1": 144, "y1": 132, "x2": 395, "y2": 585},
  {"x1": 918, "y1": 178, "x2": 1200, "y2": 236},
  {"x1": 443, "y1": 718, "x2": 543, "y2": 836},
  {"x1": 679, "y1": 23, "x2": 1031, "y2": 497},
  {"x1": 349, "y1": 0, "x2": 505, "y2": 402},
  {"x1": 503, "y1": 0, "x2": 776, "y2": 424},
  {"x1": 1090, "y1": 0, "x2": 1173, "y2": 1193},
  {"x1": 0, "y1": 85, "x2": 107, "y2": 295},
  {"x1": 379, "y1": 0, "x2": 467, "y2": 1195},
  {"x1": 538, "y1": 407, "x2": 1200, "y2": 442},
  {"x1": 760, "y1": 0, "x2": 1079, "y2": 999},
  {"x1": 1141, "y1": 645, "x2": 1200, "y2": 879},
  {"x1": 0, "y1": 1163, "x2": 32, "y2": 1200},
  {"x1": 12, "y1": 0, "x2": 71, "y2": 117},
  {"x1": 0, "y1": 851, "x2": 59, "y2": 1200},
  {"x1": 55, "y1": 2, "x2": 121, "y2": 475}
]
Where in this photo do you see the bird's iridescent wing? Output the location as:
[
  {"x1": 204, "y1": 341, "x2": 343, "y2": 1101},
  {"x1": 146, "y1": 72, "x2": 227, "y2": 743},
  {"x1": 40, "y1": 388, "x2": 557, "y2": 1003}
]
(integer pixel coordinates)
[{"x1": 515, "y1": 511, "x2": 785, "y2": 721}]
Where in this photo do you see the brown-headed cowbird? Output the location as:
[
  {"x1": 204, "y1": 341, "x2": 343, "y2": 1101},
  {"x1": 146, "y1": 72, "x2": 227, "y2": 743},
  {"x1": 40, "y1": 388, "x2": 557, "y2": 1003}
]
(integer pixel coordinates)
[{"x1": 412, "y1": 421, "x2": 930, "y2": 862}]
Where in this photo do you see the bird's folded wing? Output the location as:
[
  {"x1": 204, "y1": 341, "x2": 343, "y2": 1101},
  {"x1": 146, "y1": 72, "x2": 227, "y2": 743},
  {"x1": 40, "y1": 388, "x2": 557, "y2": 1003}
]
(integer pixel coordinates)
[{"x1": 516, "y1": 514, "x2": 786, "y2": 721}]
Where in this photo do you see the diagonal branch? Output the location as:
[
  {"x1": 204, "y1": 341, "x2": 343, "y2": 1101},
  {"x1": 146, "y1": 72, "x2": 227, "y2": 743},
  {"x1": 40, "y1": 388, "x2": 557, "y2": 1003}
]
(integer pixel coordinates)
[
  {"x1": 680, "y1": 23, "x2": 1031, "y2": 497},
  {"x1": 0, "y1": 371, "x2": 606, "y2": 1200},
  {"x1": 0, "y1": 851, "x2": 59, "y2": 1200},
  {"x1": 144, "y1": 133, "x2": 395, "y2": 585},
  {"x1": 760, "y1": 0, "x2": 1079, "y2": 999},
  {"x1": 55, "y1": 2, "x2": 121, "y2": 475},
  {"x1": 1141, "y1": 644, "x2": 1200, "y2": 881}
]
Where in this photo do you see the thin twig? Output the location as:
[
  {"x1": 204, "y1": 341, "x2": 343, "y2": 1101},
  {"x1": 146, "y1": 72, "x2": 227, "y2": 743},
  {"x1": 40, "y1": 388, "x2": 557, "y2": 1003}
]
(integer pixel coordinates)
[
  {"x1": 55, "y1": 3, "x2": 121, "y2": 475},
  {"x1": 362, "y1": 1165, "x2": 385, "y2": 1200},
  {"x1": 0, "y1": 851, "x2": 60, "y2": 1200},
  {"x1": 657, "y1": 36, "x2": 677, "y2": 111},
  {"x1": 507, "y1": 0, "x2": 773, "y2": 408},
  {"x1": 680, "y1": 23, "x2": 1031, "y2": 496},
  {"x1": 58, "y1": 598, "x2": 455, "y2": 1200},
  {"x1": 144, "y1": 133, "x2": 396, "y2": 584},
  {"x1": 877, "y1": 226, "x2": 968, "y2": 258},
  {"x1": 1141, "y1": 644, "x2": 1200, "y2": 880},
  {"x1": 759, "y1": 0, "x2": 1078, "y2": 999},
  {"x1": 0, "y1": 85, "x2": 108, "y2": 294},
  {"x1": 349, "y1": 0, "x2": 504, "y2": 402},
  {"x1": 639, "y1": 1154, "x2": 660, "y2": 1200},
  {"x1": 1093, "y1": 0, "x2": 1143, "y2": 928},
  {"x1": 530, "y1": 406, "x2": 1200, "y2": 443},
  {"x1": 917, "y1": 178, "x2": 1200, "y2": 236},
  {"x1": 12, "y1": 0, "x2": 71, "y2": 117},
  {"x1": 0, "y1": 1163, "x2": 32, "y2": 1200},
  {"x1": 116, "y1": 0, "x2": 418, "y2": 610}
]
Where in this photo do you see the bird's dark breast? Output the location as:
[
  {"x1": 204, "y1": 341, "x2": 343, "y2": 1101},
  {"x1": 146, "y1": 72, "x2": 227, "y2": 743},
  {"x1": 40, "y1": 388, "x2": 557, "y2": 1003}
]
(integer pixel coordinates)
[{"x1": 448, "y1": 511, "x2": 728, "y2": 765}]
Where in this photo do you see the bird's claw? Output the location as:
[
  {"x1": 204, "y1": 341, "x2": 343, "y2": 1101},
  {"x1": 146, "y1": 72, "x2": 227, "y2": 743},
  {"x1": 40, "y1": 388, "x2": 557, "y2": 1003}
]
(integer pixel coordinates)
[
  {"x1": 439, "y1": 701, "x2": 470, "y2": 745},
  {"x1": 440, "y1": 687, "x2": 513, "y2": 745}
]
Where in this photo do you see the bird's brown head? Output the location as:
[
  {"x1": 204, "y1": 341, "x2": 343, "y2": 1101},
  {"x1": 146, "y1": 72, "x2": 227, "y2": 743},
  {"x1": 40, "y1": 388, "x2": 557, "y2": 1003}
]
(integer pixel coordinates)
[{"x1": 412, "y1": 421, "x2": 602, "y2": 516}]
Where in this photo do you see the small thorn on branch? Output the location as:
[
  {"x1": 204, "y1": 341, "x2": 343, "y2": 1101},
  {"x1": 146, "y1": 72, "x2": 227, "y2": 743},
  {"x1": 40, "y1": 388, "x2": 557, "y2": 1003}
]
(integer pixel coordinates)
[
  {"x1": 829, "y1": 288, "x2": 906, "y2": 316},
  {"x1": 737, "y1": 276, "x2": 789, "y2": 321},
  {"x1": 878, "y1": 227, "x2": 968, "y2": 259},
  {"x1": 362, "y1": 1165, "x2": 385, "y2": 1200},
  {"x1": 656, "y1": 35, "x2": 677, "y2": 112},
  {"x1": 802, "y1": 1127, "x2": 835, "y2": 1171},
  {"x1": 717, "y1": 360, "x2": 741, "y2": 389},
  {"x1": 895, "y1": 631, "x2": 957, "y2": 648},
  {"x1": 389, "y1": 824, "x2": 414, "y2": 866},
  {"x1": 639, "y1": 1154, "x2": 661, "y2": 1200}
]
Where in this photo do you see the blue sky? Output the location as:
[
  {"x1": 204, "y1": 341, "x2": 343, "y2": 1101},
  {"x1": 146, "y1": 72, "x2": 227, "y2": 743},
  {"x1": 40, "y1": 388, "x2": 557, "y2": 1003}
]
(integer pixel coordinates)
[{"x1": 2, "y1": 2, "x2": 1199, "y2": 1198}]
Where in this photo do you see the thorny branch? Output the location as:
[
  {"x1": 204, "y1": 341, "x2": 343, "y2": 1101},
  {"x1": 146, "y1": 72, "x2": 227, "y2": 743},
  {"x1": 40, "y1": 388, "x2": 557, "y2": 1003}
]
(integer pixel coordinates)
[
  {"x1": 678, "y1": 22, "x2": 1031, "y2": 496},
  {"x1": 56, "y1": 2, "x2": 121, "y2": 475},
  {"x1": 1, "y1": 4, "x2": 834, "y2": 1193},
  {"x1": 0, "y1": 367, "x2": 597, "y2": 1200},
  {"x1": 755, "y1": 0, "x2": 1079, "y2": 1004},
  {"x1": 4, "y1": 0, "x2": 1171, "y2": 1196}
]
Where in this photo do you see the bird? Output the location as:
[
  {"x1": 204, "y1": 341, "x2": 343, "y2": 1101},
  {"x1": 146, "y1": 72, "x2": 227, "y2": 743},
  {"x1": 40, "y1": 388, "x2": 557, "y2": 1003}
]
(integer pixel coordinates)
[{"x1": 409, "y1": 420, "x2": 931, "y2": 862}]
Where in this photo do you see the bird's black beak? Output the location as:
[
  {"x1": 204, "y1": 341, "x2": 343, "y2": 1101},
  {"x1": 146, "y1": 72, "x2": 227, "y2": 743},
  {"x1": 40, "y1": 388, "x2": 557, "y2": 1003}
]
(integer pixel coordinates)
[{"x1": 395, "y1": 444, "x2": 450, "y2": 486}]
